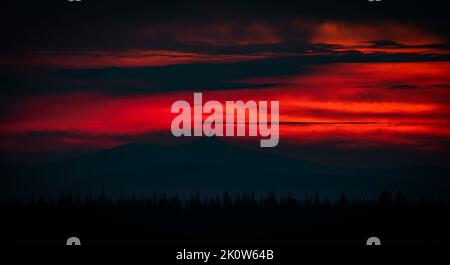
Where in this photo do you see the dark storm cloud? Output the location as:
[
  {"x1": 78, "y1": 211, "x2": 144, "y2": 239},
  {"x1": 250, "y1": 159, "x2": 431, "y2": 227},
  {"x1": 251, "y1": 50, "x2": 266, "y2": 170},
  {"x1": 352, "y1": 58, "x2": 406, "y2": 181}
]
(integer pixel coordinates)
[
  {"x1": 386, "y1": 85, "x2": 420, "y2": 90},
  {"x1": 1, "y1": 51, "x2": 449, "y2": 96},
  {"x1": 0, "y1": 0, "x2": 448, "y2": 97},
  {"x1": 0, "y1": 0, "x2": 449, "y2": 52},
  {"x1": 367, "y1": 40, "x2": 450, "y2": 50}
]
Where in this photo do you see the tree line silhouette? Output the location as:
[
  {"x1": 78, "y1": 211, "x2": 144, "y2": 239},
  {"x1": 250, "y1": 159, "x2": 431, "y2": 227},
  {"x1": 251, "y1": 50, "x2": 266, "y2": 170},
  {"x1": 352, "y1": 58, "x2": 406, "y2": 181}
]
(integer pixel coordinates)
[
  {"x1": 2, "y1": 190, "x2": 449, "y2": 210},
  {"x1": 1, "y1": 190, "x2": 449, "y2": 245}
]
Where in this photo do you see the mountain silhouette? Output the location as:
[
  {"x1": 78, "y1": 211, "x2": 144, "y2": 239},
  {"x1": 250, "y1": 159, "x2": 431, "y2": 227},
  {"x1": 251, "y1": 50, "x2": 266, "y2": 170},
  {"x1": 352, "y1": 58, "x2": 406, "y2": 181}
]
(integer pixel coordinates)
[
  {"x1": 35, "y1": 137, "x2": 321, "y2": 197},
  {"x1": 2, "y1": 137, "x2": 450, "y2": 200}
]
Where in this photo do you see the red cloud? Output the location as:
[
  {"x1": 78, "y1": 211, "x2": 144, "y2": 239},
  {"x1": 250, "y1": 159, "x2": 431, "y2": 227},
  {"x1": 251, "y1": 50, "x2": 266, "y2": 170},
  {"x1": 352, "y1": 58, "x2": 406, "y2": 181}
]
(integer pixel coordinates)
[{"x1": 1, "y1": 62, "x2": 449, "y2": 153}]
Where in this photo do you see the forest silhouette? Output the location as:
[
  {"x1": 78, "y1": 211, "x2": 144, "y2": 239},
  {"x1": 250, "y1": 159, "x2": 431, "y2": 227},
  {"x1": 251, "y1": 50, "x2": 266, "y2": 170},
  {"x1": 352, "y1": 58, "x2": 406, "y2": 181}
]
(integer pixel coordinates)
[{"x1": 1, "y1": 190, "x2": 449, "y2": 245}]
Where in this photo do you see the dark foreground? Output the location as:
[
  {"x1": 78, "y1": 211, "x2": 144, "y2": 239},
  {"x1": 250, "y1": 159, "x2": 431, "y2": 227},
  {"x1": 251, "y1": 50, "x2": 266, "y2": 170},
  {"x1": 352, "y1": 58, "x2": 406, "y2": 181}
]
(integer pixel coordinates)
[{"x1": 1, "y1": 191, "x2": 449, "y2": 246}]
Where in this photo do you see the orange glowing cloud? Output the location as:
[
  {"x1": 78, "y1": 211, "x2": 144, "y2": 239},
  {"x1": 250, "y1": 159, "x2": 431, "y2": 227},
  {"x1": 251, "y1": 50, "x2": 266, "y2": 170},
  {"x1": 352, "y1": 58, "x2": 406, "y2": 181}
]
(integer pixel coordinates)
[
  {"x1": 310, "y1": 21, "x2": 444, "y2": 46},
  {"x1": 307, "y1": 21, "x2": 449, "y2": 55}
]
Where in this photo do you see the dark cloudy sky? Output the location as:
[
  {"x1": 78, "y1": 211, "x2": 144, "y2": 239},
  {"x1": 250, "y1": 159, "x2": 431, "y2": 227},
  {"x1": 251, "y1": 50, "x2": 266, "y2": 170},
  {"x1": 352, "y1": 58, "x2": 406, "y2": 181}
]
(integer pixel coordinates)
[{"x1": 0, "y1": 0, "x2": 449, "y2": 166}]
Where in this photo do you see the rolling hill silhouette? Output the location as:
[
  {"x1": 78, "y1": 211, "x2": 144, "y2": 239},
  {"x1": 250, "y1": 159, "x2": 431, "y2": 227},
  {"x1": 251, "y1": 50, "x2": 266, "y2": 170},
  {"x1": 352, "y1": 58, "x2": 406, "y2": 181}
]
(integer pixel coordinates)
[{"x1": 2, "y1": 137, "x2": 450, "y2": 200}]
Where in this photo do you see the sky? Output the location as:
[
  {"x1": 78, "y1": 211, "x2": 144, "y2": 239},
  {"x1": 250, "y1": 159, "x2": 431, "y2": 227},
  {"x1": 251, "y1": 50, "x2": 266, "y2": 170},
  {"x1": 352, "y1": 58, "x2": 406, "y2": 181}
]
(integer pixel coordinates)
[{"x1": 0, "y1": 0, "x2": 449, "y2": 166}]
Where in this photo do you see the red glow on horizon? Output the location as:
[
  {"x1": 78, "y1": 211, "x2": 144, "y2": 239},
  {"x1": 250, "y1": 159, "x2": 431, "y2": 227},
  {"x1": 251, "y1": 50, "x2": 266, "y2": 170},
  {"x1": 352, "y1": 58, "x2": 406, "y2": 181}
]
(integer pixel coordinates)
[{"x1": 0, "y1": 62, "x2": 449, "y2": 153}]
